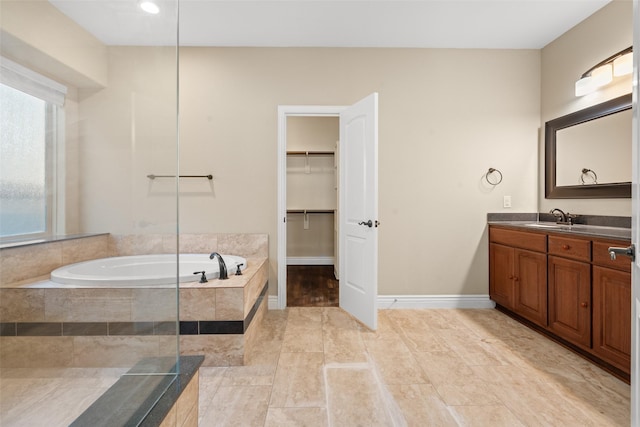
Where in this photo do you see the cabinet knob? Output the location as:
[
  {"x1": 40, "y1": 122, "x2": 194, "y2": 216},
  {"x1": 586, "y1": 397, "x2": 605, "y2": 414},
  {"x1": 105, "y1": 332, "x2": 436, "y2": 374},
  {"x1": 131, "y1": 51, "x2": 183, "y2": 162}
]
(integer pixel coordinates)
[
  {"x1": 580, "y1": 302, "x2": 588, "y2": 308},
  {"x1": 562, "y1": 245, "x2": 570, "y2": 250},
  {"x1": 513, "y1": 277, "x2": 519, "y2": 282}
]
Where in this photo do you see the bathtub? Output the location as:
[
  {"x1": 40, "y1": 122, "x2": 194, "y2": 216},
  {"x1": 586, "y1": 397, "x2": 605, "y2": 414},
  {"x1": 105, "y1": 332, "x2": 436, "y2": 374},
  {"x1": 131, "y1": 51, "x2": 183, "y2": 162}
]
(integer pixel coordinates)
[{"x1": 50, "y1": 253, "x2": 247, "y2": 287}]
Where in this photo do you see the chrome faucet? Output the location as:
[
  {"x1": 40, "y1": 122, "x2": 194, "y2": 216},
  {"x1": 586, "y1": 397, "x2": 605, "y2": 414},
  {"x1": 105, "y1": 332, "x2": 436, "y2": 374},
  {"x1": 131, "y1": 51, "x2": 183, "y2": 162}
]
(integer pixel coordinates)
[{"x1": 209, "y1": 252, "x2": 228, "y2": 280}]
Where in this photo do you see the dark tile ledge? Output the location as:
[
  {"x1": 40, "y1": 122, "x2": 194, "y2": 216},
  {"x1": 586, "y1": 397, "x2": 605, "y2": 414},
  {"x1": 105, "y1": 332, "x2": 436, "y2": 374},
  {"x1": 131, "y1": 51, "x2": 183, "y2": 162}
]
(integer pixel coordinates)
[
  {"x1": 71, "y1": 355, "x2": 203, "y2": 427},
  {"x1": 488, "y1": 213, "x2": 631, "y2": 241}
]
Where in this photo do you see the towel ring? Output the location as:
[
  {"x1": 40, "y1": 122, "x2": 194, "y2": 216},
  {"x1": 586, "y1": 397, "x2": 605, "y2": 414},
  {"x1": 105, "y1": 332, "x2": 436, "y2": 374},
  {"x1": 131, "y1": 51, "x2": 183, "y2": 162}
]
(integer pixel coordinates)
[
  {"x1": 485, "y1": 168, "x2": 503, "y2": 186},
  {"x1": 580, "y1": 168, "x2": 598, "y2": 185}
]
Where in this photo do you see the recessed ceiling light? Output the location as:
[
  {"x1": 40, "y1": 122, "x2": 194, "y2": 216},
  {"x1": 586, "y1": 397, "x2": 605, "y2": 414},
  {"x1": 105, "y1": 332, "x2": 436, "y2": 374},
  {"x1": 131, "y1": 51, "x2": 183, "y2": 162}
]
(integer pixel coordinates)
[{"x1": 140, "y1": 0, "x2": 159, "y2": 14}]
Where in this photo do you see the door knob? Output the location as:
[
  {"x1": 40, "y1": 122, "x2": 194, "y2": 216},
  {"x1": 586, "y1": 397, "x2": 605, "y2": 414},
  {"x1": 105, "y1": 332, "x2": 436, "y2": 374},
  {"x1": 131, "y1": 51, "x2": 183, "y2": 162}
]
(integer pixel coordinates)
[
  {"x1": 358, "y1": 220, "x2": 373, "y2": 228},
  {"x1": 608, "y1": 244, "x2": 635, "y2": 261}
]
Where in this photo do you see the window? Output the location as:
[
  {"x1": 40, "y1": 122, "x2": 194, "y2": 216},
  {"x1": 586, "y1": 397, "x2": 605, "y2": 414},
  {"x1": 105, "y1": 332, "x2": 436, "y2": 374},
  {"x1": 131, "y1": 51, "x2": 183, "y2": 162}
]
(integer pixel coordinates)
[{"x1": 0, "y1": 58, "x2": 66, "y2": 240}]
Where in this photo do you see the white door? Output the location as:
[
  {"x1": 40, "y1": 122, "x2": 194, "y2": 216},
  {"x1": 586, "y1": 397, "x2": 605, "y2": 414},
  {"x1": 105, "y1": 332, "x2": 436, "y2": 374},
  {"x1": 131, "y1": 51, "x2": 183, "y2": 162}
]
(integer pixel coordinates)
[
  {"x1": 631, "y1": 6, "x2": 640, "y2": 421},
  {"x1": 339, "y1": 93, "x2": 379, "y2": 330}
]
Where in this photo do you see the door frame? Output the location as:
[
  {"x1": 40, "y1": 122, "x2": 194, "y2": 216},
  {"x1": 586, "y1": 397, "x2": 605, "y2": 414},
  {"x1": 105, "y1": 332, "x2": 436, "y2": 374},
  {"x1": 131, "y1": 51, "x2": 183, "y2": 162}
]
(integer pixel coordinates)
[{"x1": 277, "y1": 105, "x2": 346, "y2": 309}]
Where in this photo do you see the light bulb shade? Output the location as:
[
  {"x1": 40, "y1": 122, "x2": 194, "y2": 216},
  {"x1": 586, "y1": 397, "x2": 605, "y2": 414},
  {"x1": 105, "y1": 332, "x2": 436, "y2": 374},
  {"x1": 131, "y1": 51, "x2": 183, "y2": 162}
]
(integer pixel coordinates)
[
  {"x1": 613, "y1": 52, "x2": 633, "y2": 76},
  {"x1": 140, "y1": 1, "x2": 159, "y2": 14},
  {"x1": 591, "y1": 63, "x2": 613, "y2": 88},
  {"x1": 575, "y1": 76, "x2": 595, "y2": 97}
]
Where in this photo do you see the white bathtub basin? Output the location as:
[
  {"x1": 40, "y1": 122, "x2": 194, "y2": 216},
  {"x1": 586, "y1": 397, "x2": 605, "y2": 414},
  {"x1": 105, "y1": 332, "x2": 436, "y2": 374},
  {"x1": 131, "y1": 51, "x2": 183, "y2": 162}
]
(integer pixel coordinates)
[{"x1": 50, "y1": 253, "x2": 247, "y2": 287}]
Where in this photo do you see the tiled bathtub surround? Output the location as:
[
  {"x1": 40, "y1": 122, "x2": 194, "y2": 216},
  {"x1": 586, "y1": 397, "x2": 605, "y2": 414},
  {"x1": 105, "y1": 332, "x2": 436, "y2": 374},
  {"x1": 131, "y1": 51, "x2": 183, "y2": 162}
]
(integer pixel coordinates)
[{"x1": 0, "y1": 233, "x2": 269, "y2": 368}]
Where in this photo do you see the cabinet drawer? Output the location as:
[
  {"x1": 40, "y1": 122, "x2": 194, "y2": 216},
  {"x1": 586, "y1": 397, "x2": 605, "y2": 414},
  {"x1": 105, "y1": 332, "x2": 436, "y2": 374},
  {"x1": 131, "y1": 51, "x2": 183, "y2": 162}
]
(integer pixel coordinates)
[
  {"x1": 593, "y1": 241, "x2": 632, "y2": 273},
  {"x1": 548, "y1": 236, "x2": 591, "y2": 262},
  {"x1": 489, "y1": 227, "x2": 546, "y2": 252}
]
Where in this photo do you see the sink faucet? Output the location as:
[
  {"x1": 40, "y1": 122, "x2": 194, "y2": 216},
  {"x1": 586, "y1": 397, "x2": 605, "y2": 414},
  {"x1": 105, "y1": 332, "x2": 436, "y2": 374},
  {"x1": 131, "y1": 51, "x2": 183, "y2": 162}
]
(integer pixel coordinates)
[
  {"x1": 209, "y1": 252, "x2": 228, "y2": 280},
  {"x1": 549, "y1": 208, "x2": 578, "y2": 225},
  {"x1": 549, "y1": 208, "x2": 567, "y2": 224}
]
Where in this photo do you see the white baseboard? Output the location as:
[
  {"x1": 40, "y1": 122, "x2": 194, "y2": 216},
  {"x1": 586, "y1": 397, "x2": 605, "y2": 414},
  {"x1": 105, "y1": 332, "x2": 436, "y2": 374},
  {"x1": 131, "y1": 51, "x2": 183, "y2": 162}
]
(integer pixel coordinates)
[
  {"x1": 287, "y1": 257, "x2": 334, "y2": 266},
  {"x1": 268, "y1": 295, "x2": 495, "y2": 310},
  {"x1": 268, "y1": 296, "x2": 280, "y2": 310},
  {"x1": 378, "y1": 295, "x2": 495, "y2": 309}
]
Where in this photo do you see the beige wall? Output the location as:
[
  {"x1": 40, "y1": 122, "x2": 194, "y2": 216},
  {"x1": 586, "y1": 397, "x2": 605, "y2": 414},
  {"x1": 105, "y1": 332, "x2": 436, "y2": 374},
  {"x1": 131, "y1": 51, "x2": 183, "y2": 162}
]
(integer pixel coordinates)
[
  {"x1": 539, "y1": 0, "x2": 633, "y2": 216},
  {"x1": 76, "y1": 47, "x2": 178, "y2": 235},
  {"x1": 0, "y1": 0, "x2": 108, "y2": 90},
  {"x1": 3, "y1": 4, "x2": 552, "y2": 298},
  {"x1": 174, "y1": 47, "x2": 541, "y2": 296},
  {"x1": 73, "y1": 47, "x2": 541, "y2": 296}
]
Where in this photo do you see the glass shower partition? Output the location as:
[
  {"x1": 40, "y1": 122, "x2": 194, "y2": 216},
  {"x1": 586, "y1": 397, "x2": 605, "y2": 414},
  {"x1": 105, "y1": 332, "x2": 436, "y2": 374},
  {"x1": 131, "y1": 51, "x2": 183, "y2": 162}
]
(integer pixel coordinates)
[{"x1": 0, "y1": 0, "x2": 180, "y2": 425}]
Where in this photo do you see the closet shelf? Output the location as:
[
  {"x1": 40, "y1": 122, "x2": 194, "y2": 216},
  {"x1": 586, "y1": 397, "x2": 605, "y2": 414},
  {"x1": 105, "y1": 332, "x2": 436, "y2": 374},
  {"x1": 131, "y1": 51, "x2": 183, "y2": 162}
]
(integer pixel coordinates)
[
  {"x1": 287, "y1": 209, "x2": 335, "y2": 214},
  {"x1": 287, "y1": 150, "x2": 334, "y2": 156}
]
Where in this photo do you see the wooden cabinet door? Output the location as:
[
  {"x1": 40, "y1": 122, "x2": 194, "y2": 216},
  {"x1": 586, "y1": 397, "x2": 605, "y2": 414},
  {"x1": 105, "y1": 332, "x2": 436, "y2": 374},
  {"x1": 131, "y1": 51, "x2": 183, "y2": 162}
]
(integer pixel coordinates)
[
  {"x1": 489, "y1": 243, "x2": 515, "y2": 309},
  {"x1": 514, "y1": 249, "x2": 547, "y2": 327},
  {"x1": 548, "y1": 256, "x2": 591, "y2": 348},
  {"x1": 593, "y1": 266, "x2": 631, "y2": 373}
]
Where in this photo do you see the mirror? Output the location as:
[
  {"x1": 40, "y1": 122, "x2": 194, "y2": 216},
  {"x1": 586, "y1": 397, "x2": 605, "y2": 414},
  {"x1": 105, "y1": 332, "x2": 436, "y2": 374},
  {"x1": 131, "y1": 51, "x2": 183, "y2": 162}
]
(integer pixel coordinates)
[{"x1": 545, "y1": 93, "x2": 632, "y2": 198}]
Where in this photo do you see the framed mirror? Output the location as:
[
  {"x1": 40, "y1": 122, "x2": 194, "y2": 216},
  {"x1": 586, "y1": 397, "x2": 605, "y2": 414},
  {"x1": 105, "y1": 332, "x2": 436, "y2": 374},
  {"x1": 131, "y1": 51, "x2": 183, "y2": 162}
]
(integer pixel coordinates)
[{"x1": 545, "y1": 93, "x2": 632, "y2": 198}]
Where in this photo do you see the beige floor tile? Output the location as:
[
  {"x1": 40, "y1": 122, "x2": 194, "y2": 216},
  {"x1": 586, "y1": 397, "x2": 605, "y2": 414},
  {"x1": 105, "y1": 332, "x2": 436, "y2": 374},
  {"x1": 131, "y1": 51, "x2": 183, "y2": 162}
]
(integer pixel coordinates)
[
  {"x1": 220, "y1": 365, "x2": 276, "y2": 386},
  {"x1": 414, "y1": 350, "x2": 480, "y2": 386},
  {"x1": 198, "y1": 368, "x2": 227, "y2": 422},
  {"x1": 547, "y1": 379, "x2": 630, "y2": 426},
  {"x1": 487, "y1": 380, "x2": 597, "y2": 426},
  {"x1": 387, "y1": 384, "x2": 458, "y2": 426},
  {"x1": 365, "y1": 339, "x2": 430, "y2": 385},
  {"x1": 358, "y1": 310, "x2": 403, "y2": 342},
  {"x1": 449, "y1": 404, "x2": 525, "y2": 427},
  {"x1": 287, "y1": 307, "x2": 323, "y2": 325},
  {"x1": 2, "y1": 308, "x2": 632, "y2": 427},
  {"x1": 281, "y1": 326, "x2": 324, "y2": 353},
  {"x1": 199, "y1": 385, "x2": 271, "y2": 427},
  {"x1": 435, "y1": 381, "x2": 502, "y2": 406},
  {"x1": 322, "y1": 328, "x2": 368, "y2": 364},
  {"x1": 397, "y1": 327, "x2": 452, "y2": 352},
  {"x1": 281, "y1": 308, "x2": 324, "y2": 353},
  {"x1": 269, "y1": 352, "x2": 325, "y2": 408},
  {"x1": 264, "y1": 407, "x2": 328, "y2": 427},
  {"x1": 324, "y1": 365, "x2": 397, "y2": 427}
]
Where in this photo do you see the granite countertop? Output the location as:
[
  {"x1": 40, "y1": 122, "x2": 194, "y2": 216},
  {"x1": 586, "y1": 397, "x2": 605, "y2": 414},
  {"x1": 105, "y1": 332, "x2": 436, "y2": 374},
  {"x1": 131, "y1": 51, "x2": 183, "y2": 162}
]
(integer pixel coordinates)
[
  {"x1": 488, "y1": 220, "x2": 631, "y2": 241},
  {"x1": 487, "y1": 212, "x2": 631, "y2": 241}
]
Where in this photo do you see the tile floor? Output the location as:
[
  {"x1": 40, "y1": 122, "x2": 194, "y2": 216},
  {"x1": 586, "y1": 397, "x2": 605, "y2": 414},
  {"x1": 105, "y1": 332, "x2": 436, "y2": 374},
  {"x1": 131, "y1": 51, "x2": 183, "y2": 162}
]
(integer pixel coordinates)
[
  {"x1": 0, "y1": 367, "x2": 126, "y2": 426},
  {"x1": 198, "y1": 308, "x2": 630, "y2": 426},
  {"x1": 0, "y1": 308, "x2": 630, "y2": 426}
]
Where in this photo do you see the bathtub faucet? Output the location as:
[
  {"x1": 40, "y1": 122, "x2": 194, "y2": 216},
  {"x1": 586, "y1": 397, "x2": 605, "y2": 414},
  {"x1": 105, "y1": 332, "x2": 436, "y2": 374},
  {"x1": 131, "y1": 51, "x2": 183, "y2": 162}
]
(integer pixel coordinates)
[{"x1": 209, "y1": 252, "x2": 228, "y2": 280}]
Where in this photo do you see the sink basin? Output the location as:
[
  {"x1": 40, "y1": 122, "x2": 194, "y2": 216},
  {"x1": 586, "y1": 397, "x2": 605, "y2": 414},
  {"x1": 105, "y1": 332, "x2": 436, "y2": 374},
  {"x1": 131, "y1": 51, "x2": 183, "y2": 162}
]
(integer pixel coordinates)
[{"x1": 522, "y1": 223, "x2": 567, "y2": 229}]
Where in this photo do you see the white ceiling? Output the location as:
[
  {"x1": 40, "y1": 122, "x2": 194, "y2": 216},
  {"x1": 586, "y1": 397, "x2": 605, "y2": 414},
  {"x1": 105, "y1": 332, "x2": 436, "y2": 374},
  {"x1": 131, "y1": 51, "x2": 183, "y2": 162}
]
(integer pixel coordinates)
[{"x1": 49, "y1": 0, "x2": 612, "y2": 49}]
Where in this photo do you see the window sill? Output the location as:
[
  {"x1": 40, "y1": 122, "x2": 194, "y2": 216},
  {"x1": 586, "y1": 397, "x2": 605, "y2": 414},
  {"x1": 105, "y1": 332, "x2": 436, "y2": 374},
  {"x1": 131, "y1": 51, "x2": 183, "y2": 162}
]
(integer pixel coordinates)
[{"x1": 0, "y1": 233, "x2": 108, "y2": 250}]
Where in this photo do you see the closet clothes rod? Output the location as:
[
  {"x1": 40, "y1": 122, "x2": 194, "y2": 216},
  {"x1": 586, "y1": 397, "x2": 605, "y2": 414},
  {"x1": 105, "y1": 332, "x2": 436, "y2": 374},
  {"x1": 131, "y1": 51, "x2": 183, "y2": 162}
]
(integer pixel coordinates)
[
  {"x1": 147, "y1": 174, "x2": 213, "y2": 180},
  {"x1": 287, "y1": 209, "x2": 335, "y2": 214}
]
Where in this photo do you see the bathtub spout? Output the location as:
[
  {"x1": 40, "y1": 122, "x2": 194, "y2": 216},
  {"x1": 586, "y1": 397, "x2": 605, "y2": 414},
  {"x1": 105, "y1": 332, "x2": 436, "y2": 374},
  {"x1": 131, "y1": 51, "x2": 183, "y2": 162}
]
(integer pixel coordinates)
[{"x1": 209, "y1": 252, "x2": 228, "y2": 280}]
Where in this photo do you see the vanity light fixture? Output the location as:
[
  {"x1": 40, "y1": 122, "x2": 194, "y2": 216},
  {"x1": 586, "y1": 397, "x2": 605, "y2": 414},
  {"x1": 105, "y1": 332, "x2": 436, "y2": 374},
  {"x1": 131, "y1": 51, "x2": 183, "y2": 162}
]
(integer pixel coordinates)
[
  {"x1": 139, "y1": 0, "x2": 160, "y2": 14},
  {"x1": 575, "y1": 46, "x2": 633, "y2": 97}
]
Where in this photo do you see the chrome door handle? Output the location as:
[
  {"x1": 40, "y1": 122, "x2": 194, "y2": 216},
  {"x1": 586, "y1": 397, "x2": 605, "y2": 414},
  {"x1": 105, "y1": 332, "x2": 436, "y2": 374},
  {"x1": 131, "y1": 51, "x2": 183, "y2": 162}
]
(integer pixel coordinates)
[
  {"x1": 358, "y1": 220, "x2": 373, "y2": 228},
  {"x1": 608, "y1": 244, "x2": 635, "y2": 261}
]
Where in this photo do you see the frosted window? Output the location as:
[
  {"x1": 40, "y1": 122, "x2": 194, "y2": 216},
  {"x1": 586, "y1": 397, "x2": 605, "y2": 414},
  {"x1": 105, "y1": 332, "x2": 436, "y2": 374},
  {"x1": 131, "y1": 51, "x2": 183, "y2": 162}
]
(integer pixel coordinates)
[{"x1": 0, "y1": 83, "x2": 48, "y2": 238}]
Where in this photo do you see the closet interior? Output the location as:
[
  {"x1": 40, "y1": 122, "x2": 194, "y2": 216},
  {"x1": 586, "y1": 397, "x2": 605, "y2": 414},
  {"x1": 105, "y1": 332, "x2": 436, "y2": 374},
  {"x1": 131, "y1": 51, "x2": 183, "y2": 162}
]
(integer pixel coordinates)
[{"x1": 286, "y1": 116, "x2": 339, "y2": 306}]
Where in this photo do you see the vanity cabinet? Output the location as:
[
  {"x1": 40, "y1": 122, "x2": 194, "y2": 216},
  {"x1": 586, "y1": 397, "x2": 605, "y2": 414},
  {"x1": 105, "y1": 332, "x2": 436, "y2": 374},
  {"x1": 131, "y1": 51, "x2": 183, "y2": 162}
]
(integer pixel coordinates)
[
  {"x1": 548, "y1": 255, "x2": 591, "y2": 348},
  {"x1": 489, "y1": 225, "x2": 631, "y2": 379},
  {"x1": 592, "y1": 241, "x2": 631, "y2": 372},
  {"x1": 489, "y1": 228, "x2": 547, "y2": 327}
]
